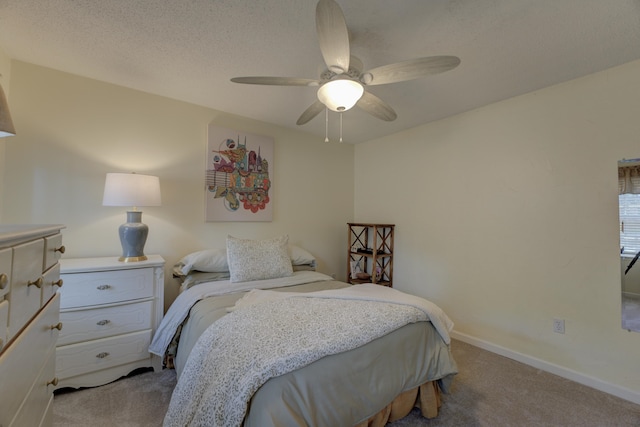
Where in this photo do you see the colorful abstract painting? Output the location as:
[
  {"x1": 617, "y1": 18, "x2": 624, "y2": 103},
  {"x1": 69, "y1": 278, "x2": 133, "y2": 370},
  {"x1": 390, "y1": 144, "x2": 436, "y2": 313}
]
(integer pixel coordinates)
[{"x1": 205, "y1": 125, "x2": 273, "y2": 221}]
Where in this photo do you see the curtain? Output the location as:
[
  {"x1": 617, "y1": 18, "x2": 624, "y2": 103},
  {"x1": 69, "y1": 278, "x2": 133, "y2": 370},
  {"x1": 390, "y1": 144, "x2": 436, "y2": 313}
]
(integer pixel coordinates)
[{"x1": 618, "y1": 165, "x2": 640, "y2": 194}]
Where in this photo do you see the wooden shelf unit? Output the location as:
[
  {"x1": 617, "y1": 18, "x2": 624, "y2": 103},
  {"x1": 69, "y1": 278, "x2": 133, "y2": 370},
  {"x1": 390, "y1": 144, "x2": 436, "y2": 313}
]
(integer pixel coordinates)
[{"x1": 347, "y1": 223, "x2": 394, "y2": 287}]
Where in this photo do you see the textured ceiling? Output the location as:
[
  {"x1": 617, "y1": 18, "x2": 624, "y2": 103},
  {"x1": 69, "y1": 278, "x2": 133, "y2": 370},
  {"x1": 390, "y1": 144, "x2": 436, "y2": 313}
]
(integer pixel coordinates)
[{"x1": 0, "y1": 0, "x2": 639, "y2": 143}]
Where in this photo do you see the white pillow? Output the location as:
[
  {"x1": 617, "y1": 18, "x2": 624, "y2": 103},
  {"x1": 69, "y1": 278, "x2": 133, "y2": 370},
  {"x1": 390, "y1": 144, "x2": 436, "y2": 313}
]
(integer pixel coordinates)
[
  {"x1": 174, "y1": 243, "x2": 316, "y2": 276},
  {"x1": 289, "y1": 245, "x2": 316, "y2": 268},
  {"x1": 174, "y1": 248, "x2": 229, "y2": 276},
  {"x1": 226, "y1": 235, "x2": 293, "y2": 283}
]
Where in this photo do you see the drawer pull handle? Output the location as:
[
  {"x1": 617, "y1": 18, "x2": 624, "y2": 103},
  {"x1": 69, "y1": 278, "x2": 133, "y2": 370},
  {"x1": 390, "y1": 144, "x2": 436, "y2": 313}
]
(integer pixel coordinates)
[
  {"x1": 96, "y1": 352, "x2": 110, "y2": 359},
  {"x1": 96, "y1": 319, "x2": 111, "y2": 326},
  {"x1": 97, "y1": 284, "x2": 111, "y2": 290},
  {"x1": 28, "y1": 277, "x2": 43, "y2": 288},
  {"x1": 53, "y1": 279, "x2": 64, "y2": 288},
  {"x1": 0, "y1": 273, "x2": 7, "y2": 290},
  {"x1": 55, "y1": 245, "x2": 66, "y2": 254},
  {"x1": 50, "y1": 322, "x2": 63, "y2": 331},
  {"x1": 47, "y1": 377, "x2": 59, "y2": 387}
]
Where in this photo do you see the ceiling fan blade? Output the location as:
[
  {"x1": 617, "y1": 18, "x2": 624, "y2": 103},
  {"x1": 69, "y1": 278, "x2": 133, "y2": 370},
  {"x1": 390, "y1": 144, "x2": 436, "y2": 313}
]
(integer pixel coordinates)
[
  {"x1": 356, "y1": 91, "x2": 397, "y2": 121},
  {"x1": 297, "y1": 100, "x2": 325, "y2": 125},
  {"x1": 231, "y1": 77, "x2": 319, "y2": 86},
  {"x1": 362, "y1": 56, "x2": 461, "y2": 86},
  {"x1": 316, "y1": 0, "x2": 350, "y2": 74}
]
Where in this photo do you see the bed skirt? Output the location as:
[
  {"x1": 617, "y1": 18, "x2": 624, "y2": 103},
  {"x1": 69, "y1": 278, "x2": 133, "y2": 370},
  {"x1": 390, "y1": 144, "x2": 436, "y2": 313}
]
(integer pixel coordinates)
[{"x1": 354, "y1": 381, "x2": 442, "y2": 427}]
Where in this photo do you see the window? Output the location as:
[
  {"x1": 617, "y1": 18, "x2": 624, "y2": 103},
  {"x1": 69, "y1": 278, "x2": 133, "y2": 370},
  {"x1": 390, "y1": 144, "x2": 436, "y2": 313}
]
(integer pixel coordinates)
[
  {"x1": 619, "y1": 160, "x2": 640, "y2": 256},
  {"x1": 619, "y1": 193, "x2": 640, "y2": 255}
]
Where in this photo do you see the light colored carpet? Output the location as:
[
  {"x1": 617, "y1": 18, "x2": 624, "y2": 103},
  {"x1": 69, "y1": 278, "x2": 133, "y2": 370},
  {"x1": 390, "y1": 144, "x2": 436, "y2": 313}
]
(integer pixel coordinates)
[{"x1": 53, "y1": 339, "x2": 640, "y2": 426}]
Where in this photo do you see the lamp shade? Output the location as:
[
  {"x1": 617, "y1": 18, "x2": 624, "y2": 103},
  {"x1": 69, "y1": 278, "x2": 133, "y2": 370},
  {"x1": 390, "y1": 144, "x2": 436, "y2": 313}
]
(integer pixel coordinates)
[
  {"x1": 317, "y1": 78, "x2": 364, "y2": 112},
  {"x1": 0, "y1": 83, "x2": 16, "y2": 138},
  {"x1": 103, "y1": 173, "x2": 161, "y2": 208}
]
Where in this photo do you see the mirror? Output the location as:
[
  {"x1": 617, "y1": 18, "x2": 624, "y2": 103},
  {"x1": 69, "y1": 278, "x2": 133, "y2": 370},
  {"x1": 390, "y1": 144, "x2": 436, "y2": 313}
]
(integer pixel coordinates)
[{"x1": 619, "y1": 159, "x2": 640, "y2": 332}]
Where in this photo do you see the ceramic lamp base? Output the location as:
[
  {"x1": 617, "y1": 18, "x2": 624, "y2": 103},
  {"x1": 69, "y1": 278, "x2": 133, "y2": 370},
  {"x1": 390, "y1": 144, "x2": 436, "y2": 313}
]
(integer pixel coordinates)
[{"x1": 118, "y1": 211, "x2": 149, "y2": 262}]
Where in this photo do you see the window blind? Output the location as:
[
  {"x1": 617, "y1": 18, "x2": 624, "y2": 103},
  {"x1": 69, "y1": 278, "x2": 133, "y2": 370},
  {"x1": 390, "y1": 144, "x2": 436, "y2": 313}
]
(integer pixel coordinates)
[{"x1": 619, "y1": 193, "x2": 640, "y2": 255}]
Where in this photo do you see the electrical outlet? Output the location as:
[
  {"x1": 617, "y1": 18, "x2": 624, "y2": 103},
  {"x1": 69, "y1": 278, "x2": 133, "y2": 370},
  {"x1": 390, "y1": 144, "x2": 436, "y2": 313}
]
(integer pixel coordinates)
[{"x1": 553, "y1": 318, "x2": 565, "y2": 334}]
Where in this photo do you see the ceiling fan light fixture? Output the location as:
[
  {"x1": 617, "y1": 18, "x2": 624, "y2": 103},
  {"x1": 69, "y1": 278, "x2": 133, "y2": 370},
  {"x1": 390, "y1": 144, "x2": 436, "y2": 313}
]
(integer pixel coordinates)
[
  {"x1": 317, "y1": 78, "x2": 364, "y2": 112},
  {"x1": 360, "y1": 73, "x2": 373, "y2": 85}
]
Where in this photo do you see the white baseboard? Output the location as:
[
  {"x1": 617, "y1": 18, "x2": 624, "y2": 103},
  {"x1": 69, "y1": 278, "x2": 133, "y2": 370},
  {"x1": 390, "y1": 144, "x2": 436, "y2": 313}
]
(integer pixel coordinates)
[{"x1": 450, "y1": 330, "x2": 640, "y2": 406}]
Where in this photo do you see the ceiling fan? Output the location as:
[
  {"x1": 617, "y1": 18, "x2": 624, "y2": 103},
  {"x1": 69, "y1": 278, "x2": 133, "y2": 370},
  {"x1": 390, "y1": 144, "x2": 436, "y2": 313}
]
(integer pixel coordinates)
[{"x1": 230, "y1": 0, "x2": 460, "y2": 127}]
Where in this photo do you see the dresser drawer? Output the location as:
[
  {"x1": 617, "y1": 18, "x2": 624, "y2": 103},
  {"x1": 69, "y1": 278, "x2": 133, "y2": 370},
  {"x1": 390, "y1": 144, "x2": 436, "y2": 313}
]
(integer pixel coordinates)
[
  {"x1": 8, "y1": 238, "x2": 46, "y2": 339},
  {"x1": 0, "y1": 293, "x2": 60, "y2": 427},
  {"x1": 43, "y1": 233, "x2": 64, "y2": 272},
  {"x1": 0, "y1": 247, "x2": 11, "y2": 299},
  {"x1": 58, "y1": 300, "x2": 153, "y2": 346},
  {"x1": 60, "y1": 268, "x2": 154, "y2": 309},
  {"x1": 10, "y1": 348, "x2": 56, "y2": 427},
  {"x1": 40, "y1": 394, "x2": 54, "y2": 427},
  {"x1": 56, "y1": 329, "x2": 152, "y2": 380},
  {"x1": 41, "y1": 263, "x2": 61, "y2": 307},
  {"x1": 0, "y1": 299, "x2": 7, "y2": 352}
]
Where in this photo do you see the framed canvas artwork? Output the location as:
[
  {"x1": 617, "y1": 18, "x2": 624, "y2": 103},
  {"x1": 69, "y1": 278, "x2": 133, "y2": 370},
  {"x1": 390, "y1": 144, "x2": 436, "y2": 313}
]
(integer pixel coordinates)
[{"x1": 205, "y1": 125, "x2": 273, "y2": 221}]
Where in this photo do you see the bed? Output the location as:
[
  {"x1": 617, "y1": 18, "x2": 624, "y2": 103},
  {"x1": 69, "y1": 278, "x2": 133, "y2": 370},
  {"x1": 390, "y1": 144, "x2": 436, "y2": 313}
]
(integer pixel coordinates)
[{"x1": 150, "y1": 235, "x2": 458, "y2": 427}]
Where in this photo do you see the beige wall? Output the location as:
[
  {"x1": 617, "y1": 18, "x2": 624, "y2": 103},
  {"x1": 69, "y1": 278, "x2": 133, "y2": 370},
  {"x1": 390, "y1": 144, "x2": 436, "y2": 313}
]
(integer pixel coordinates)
[
  {"x1": 355, "y1": 59, "x2": 640, "y2": 401},
  {"x1": 0, "y1": 47, "x2": 11, "y2": 218},
  {"x1": 1, "y1": 61, "x2": 354, "y2": 309}
]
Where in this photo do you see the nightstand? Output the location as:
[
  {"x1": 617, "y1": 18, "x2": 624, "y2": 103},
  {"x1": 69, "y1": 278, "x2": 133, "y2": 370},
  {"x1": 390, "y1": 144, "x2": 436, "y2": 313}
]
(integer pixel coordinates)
[{"x1": 54, "y1": 255, "x2": 165, "y2": 389}]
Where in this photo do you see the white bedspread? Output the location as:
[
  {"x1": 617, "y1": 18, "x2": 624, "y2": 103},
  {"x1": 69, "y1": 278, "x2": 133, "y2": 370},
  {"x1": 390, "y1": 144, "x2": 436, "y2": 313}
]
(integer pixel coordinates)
[
  {"x1": 163, "y1": 284, "x2": 453, "y2": 427},
  {"x1": 233, "y1": 284, "x2": 453, "y2": 344},
  {"x1": 149, "y1": 271, "x2": 334, "y2": 356}
]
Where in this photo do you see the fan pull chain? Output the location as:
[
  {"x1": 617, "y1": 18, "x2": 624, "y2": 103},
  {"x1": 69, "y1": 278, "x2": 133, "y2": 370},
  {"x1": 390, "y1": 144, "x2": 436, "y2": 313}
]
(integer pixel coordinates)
[
  {"x1": 324, "y1": 107, "x2": 329, "y2": 143},
  {"x1": 339, "y1": 112, "x2": 343, "y2": 143}
]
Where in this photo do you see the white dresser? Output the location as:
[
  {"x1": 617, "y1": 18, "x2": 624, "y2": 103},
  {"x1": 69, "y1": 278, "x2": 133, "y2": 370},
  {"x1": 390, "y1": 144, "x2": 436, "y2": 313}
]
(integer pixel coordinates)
[
  {"x1": 0, "y1": 224, "x2": 65, "y2": 427},
  {"x1": 54, "y1": 255, "x2": 164, "y2": 389}
]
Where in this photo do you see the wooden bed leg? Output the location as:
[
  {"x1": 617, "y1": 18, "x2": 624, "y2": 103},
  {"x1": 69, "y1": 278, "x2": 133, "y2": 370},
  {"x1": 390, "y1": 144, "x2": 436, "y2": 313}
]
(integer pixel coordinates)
[{"x1": 419, "y1": 381, "x2": 441, "y2": 419}]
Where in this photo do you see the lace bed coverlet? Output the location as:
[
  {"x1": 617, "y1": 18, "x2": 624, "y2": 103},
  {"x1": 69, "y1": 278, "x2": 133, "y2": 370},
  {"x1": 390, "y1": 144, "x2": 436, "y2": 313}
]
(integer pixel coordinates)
[{"x1": 163, "y1": 284, "x2": 453, "y2": 427}]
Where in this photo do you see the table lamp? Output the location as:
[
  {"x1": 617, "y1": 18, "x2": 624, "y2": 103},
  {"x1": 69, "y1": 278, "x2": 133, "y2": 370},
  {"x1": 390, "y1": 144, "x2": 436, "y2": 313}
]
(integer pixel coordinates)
[{"x1": 102, "y1": 172, "x2": 161, "y2": 262}]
